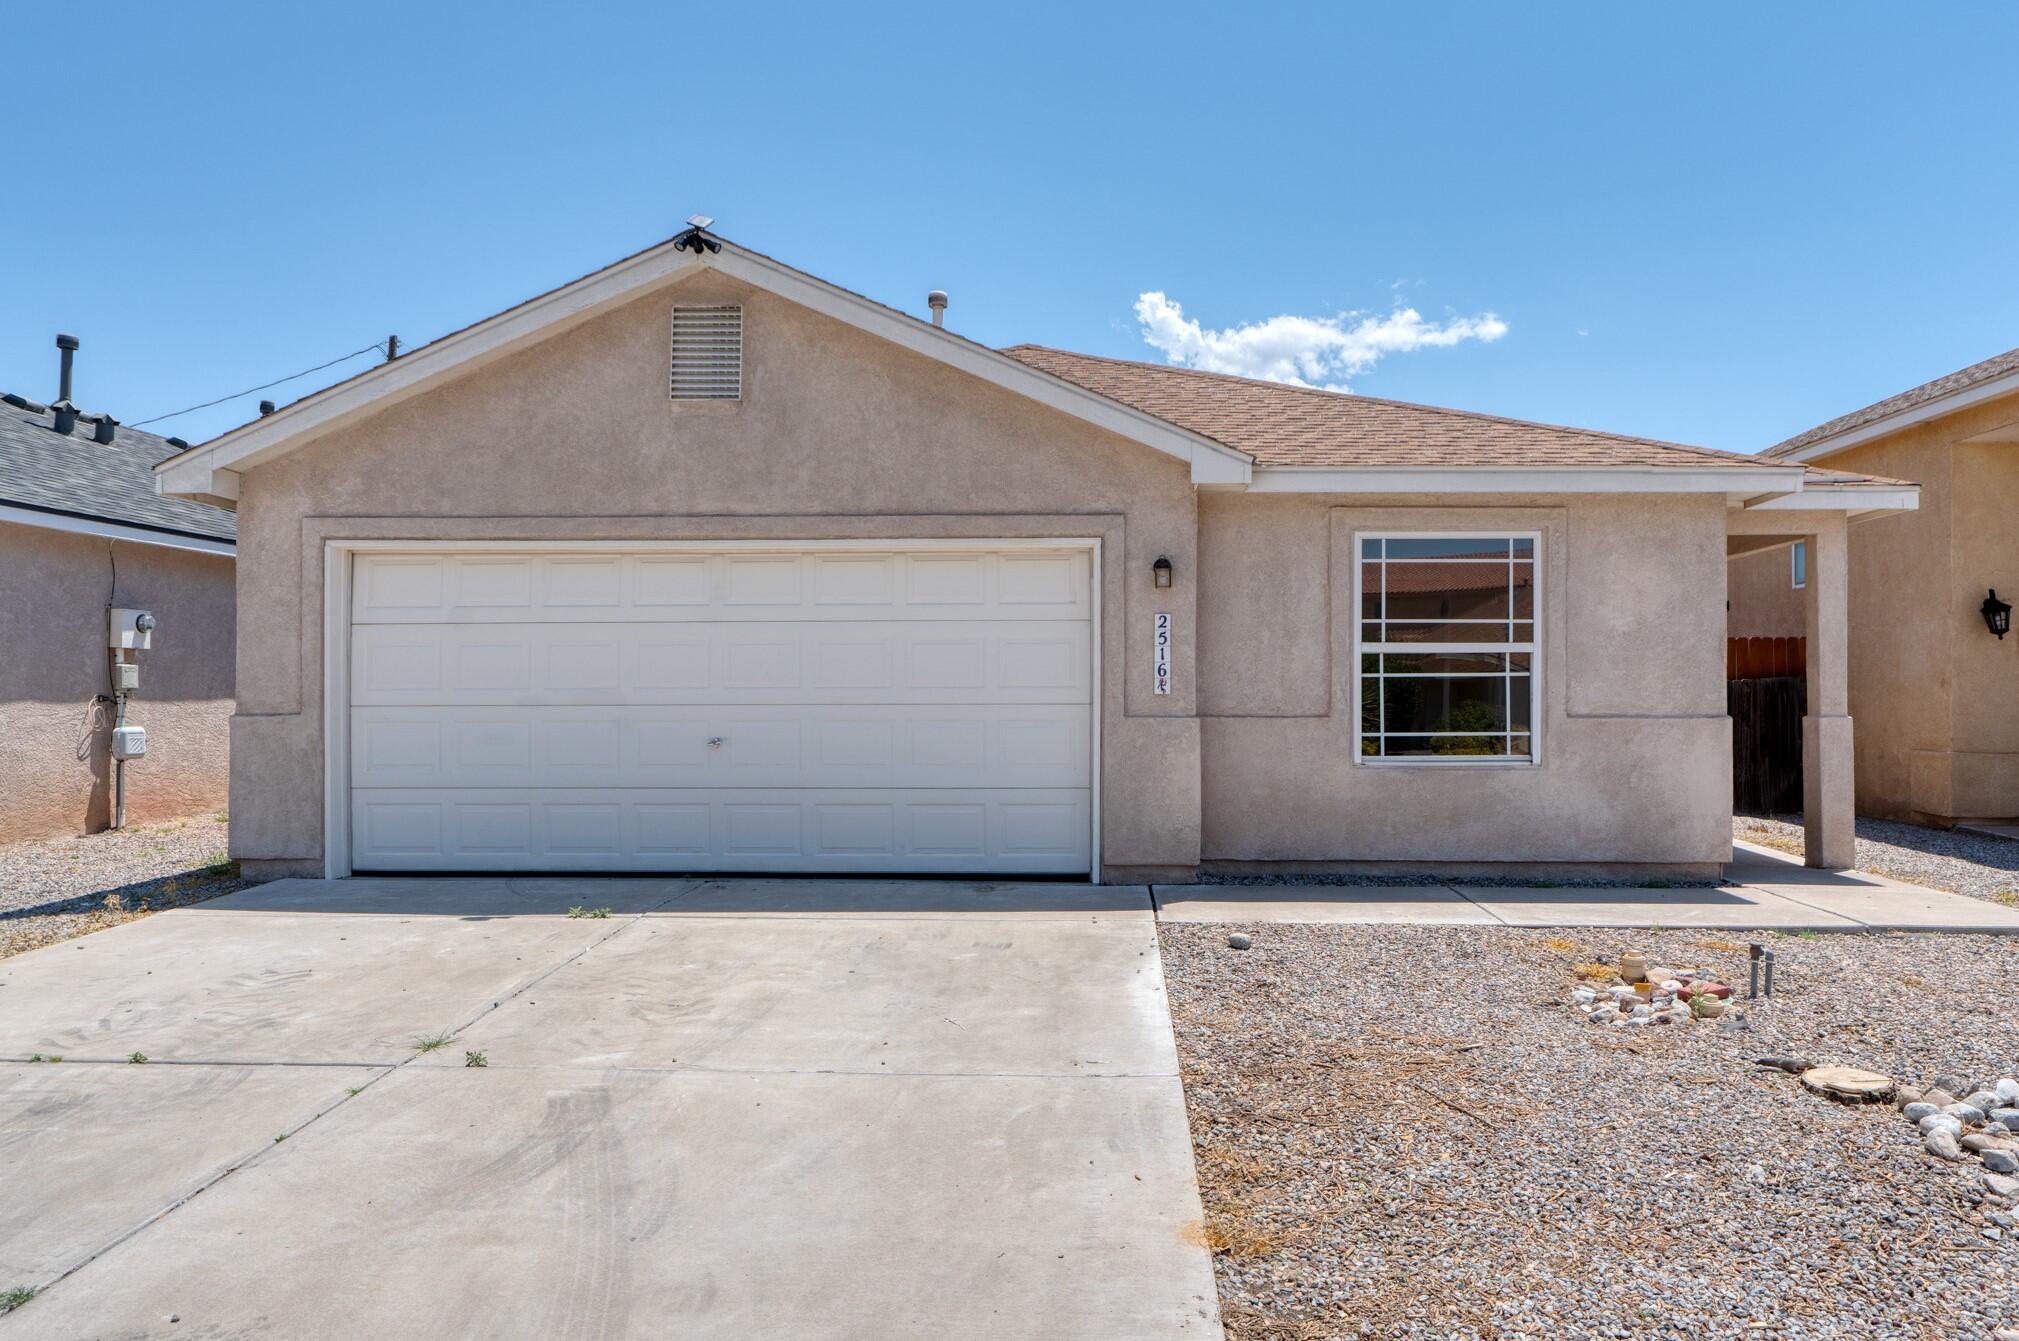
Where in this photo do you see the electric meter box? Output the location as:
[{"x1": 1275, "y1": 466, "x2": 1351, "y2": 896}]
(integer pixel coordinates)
[
  {"x1": 109, "y1": 608, "x2": 155, "y2": 651},
  {"x1": 111, "y1": 725, "x2": 147, "y2": 760}
]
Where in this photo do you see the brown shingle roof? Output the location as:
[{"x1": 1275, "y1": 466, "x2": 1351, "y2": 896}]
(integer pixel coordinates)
[
  {"x1": 1001, "y1": 345, "x2": 1781, "y2": 471},
  {"x1": 1763, "y1": 345, "x2": 2019, "y2": 458}
]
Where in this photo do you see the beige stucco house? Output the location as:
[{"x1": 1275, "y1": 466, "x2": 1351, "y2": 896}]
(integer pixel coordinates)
[
  {"x1": 1730, "y1": 346, "x2": 2019, "y2": 828},
  {"x1": 155, "y1": 229, "x2": 1911, "y2": 882},
  {"x1": 1, "y1": 341, "x2": 236, "y2": 843}
]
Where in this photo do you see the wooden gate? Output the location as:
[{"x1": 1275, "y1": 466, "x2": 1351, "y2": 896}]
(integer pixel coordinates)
[{"x1": 1729, "y1": 672, "x2": 1806, "y2": 814}]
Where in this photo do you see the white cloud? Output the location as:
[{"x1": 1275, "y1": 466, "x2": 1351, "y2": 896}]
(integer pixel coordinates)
[{"x1": 1133, "y1": 291, "x2": 1507, "y2": 392}]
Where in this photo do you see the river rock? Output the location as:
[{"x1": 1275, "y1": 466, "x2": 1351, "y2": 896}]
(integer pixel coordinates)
[
  {"x1": 1995, "y1": 1078, "x2": 2019, "y2": 1103},
  {"x1": 1919, "y1": 1114, "x2": 1964, "y2": 1136},
  {"x1": 1985, "y1": 1149, "x2": 2019, "y2": 1175},
  {"x1": 1927, "y1": 1128, "x2": 1965, "y2": 1161},
  {"x1": 1903, "y1": 1102, "x2": 1940, "y2": 1122},
  {"x1": 1930, "y1": 1076, "x2": 1971, "y2": 1100}
]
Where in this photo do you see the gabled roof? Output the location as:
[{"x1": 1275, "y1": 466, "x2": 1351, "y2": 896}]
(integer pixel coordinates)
[
  {"x1": 153, "y1": 231, "x2": 1254, "y2": 501},
  {"x1": 1764, "y1": 344, "x2": 2019, "y2": 462},
  {"x1": 1005, "y1": 345, "x2": 1770, "y2": 470},
  {"x1": 149, "y1": 227, "x2": 1908, "y2": 514},
  {"x1": 0, "y1": 396, "x2": 234, "y2": 550}
]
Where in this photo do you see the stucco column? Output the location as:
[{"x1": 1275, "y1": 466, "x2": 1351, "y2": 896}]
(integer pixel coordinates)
[{"x1": 1801, "y1": 516, "x2": 1854, "y2": 867}]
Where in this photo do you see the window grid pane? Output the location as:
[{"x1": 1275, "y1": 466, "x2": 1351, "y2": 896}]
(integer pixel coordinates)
[{"x1": 1360, "y1": 535, "x2": 1536, "y2": 762}]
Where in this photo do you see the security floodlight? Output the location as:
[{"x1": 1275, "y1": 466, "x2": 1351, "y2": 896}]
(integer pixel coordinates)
[{"x1": 673, "y1": 215, "x2": 722, "y2": 256}]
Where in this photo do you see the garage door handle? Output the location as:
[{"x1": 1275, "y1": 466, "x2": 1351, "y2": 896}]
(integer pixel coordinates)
[{"x1": 707, "y1": 737, "x2": 725, "y2": 748}]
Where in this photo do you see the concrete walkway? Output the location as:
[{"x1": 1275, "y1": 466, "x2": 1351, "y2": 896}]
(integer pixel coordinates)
[
  {"x1": 1153, "y1": 840, "x2": 2019, "y2": 932},
  {"x1": 0, "y1": 878, "x2": 1220, "y2": 1340}
]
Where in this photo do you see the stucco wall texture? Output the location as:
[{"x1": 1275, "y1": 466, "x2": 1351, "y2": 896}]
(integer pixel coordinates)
[
  {"x1": 1729, "y1": 392, "x2": 2017, "y2": 824},
  {"x1": 228, "y1": 273, "x2": 1735, "y2": 879},
  {"x1": 1726, "y1": 540, "x2": 1805, "y2": 639},
  {"x1": 0, "y1": 520, "x2": 234, "y2": 842}
]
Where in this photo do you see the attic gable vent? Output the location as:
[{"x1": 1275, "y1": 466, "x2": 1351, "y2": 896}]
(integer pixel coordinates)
[{"x1": 669, "y1": 304, "x2": 743, "y2": 401}]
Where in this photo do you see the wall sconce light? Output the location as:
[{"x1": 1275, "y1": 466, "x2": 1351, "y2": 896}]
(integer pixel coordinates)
[
  {"x1": 1983, "y1": 589, "x2": 2012, "y2": 640},
  {"x1": 1152, "y1": 556, "x2": 1173, "y2": 589}
]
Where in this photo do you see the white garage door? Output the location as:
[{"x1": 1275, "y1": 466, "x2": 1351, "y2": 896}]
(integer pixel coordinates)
[{"x1": 346, "y1": 546, "x2": 1095, "y2": 874}]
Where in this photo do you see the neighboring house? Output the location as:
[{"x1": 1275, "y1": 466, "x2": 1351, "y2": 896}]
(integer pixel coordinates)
[
  {"x1": 1730, "y1": 346, "x2": 2019, "y2": 828},
  {"x1": 154, "y1": 229, "x2": 1911, "y2": 882},
  {"x1": 0, "y1": 337, "x2": 236, "y2": 843}
]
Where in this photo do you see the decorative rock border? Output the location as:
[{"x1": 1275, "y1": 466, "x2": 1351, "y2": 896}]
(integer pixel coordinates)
[
  {"x1": 1896, "y1": 1075, "x2": 2019, "y2": 1168},
  {"x1": 1567, "y1": 956, "x2": 1740, "y2": 1030}
]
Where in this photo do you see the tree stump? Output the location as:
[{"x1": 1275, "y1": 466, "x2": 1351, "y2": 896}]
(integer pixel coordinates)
[{"x1": 1800, "y1": 1066, "x2": 1895, "y2": 1104}]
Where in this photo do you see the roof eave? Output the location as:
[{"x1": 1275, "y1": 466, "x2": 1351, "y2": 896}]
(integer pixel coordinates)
[
  {"x1": 1768, "y1": 366, "x2": 2019, "y2": 463},
  {"x1": 1740, "y1": 480, "x2": 1920, "y2": 520},
  {"x1": 1245, "y1": 463, "x2": 1808, "y2": 495},
  {"x1": 0, "y1": 500, "x2": 235, "y2": 555}
]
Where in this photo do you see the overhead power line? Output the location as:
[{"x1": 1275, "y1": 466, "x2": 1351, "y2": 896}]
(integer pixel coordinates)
[{"x1": 130, "y1": 340, "x2": 392, "y2": 427}]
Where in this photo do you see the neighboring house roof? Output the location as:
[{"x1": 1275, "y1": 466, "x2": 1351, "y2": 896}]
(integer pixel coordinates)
[
  {"x1": 1764, "y1": 344, "x2": 2019, "y2": 462},
  {"x1": 151, "y1": 227, "x2": 1909, "y2": 515},
  {"x1": 1362, "y1": 556, "x2": 1522, "y2": 596},
  {"x1": 0, "y1": 396, "x2": 235, "y2": 551}
]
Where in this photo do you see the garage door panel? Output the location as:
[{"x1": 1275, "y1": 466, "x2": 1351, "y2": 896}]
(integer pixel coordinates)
[
  {"x1": 352, "y1": 706, "x2": 1091, "y2": 789},
  {"x1": 354, "y1": 622, "x2": 1090, "y2": 705},
  {"x1": 351, "y1": 789, "x2": 1092, "y2": 873},
  {"x1": 349, "y1": 545, "x2": 1093, "y2": 876},
  {"x1": 353, "y1": 551, "x2": 1090, "y2": 624}
]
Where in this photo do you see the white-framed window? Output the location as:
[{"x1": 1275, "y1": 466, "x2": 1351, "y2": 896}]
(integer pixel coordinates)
[
  {"x1": 1791, "y1": 540, "x2": 1806, "y2": 590},
  {"x1": 1356, "y1": 533, "x2": 1538, "y2": 764}
]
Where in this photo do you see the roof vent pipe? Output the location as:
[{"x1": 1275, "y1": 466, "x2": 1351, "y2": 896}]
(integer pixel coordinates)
[
  {"x1": 52, "y1": 333, "x2": 80, "y2": 435},
  {"x1": 927, "y1": 291, "x2": 948, "y2": 327},
  {"x1": 259, "y1": 400, "x2": 277, "y2": 416},
  {"x1": 55, "y1": 334, "x2": 78, "y2": 402},
  {"x1": 92, "y1": 414, "x2": 117, "y2": 444}
]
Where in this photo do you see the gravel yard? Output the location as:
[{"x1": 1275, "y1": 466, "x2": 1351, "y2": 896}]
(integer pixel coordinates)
[
  {"x1": 1738, "y1": 814, "x2": 2019, "y2": 907},
  {"x1": 0, "y1": 816, "x2": 247, "y2": 960},
  {"x1": 1163, "y1": 922, "x2": 2019, "y2": 1341}
]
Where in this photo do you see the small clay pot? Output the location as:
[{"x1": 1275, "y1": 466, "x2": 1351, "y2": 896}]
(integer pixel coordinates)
[
  {"x1": 1694, "y1": 996, "x2": 1729, "y2": 1019},
  {"x1": 1620, "y1": 951, "x2": 1650, "y2": 983}
]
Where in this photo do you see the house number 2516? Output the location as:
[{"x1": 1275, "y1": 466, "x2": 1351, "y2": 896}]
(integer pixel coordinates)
[{"x1": 1154, "y1": 612, "x2": 1172, "y2": 695}]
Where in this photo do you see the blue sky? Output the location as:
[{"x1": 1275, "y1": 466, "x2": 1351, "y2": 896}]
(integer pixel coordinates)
[{"x1": 5, "y1": 3, "x2": 2015, "y2": 451}]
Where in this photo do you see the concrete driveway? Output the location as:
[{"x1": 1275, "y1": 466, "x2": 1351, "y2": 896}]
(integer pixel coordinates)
[{"x1": 0, "y1": 878, "x2": 1221, "y2": 1340}]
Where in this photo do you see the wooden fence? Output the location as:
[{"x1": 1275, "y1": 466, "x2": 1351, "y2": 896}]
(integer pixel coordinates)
[{"x1": 1728, "y1": 636, "x2": 1806, "y2": 680}]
